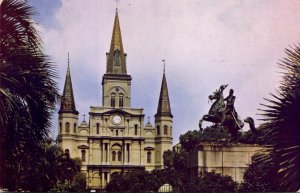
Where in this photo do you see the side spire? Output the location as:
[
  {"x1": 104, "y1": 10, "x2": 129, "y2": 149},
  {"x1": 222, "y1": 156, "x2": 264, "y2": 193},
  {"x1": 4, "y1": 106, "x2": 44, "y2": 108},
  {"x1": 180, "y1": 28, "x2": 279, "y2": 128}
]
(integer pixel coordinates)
[
  {"x1": 59, "y1": 53, "x2": 78, "y2": 114},
  {"x1": 106, "y1": 9, "x2": 127, "y2": 74},
  {"x1": 155, "y1": 61, "x2": 173, "y2": 118}
]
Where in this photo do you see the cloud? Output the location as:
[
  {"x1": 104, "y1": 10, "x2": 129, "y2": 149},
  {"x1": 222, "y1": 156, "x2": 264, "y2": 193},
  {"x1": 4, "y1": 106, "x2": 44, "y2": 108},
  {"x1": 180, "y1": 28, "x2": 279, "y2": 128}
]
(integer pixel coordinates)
[{"x1": 39, "y1": 0, "x2": 300, "y2": 143}]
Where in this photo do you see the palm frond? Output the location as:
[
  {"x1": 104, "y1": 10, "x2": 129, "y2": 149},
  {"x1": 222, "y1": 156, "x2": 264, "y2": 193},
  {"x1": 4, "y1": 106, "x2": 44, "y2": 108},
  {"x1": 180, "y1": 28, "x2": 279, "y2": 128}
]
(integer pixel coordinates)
[{"x1": 259, "y1": 44, "x2": 300, "y2": 191}]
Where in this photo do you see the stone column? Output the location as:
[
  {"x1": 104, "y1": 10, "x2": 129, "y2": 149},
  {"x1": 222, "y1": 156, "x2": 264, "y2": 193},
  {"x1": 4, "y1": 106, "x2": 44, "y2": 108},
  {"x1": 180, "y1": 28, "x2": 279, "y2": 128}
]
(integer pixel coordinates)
[
  {"x1": 104, "y1": 172, "x2": 107, "y2": 186},
  {"x1": 107, "y1": 143, "x2": 110, "y2": 164},
  {"x1": 127, "y1": 119, "x2": 130, "y2": 137},
  {"x1": 100, "y1": 142, "x2": 103, "y2": 164},
  {"x1": 141, "y1": 140, "x2": 144, "y2": 165},
  {"x1": 88, "y1": 139, "x2": 91, "y2": 164},
  {"x1": 128, "y1": 144, "x2": 130, "y2": 164},
  {"x1": 124, "y1": 143, "x2": 127, "y2": 164},
  {"x1": 102, "y1": 142, "x2": 105, "y2": 164},
  {"x1": 107, "y1": 172, "x2": 110, "y2": 184},
  {"x1": 105, "y1": 143, "x2": 108, "y2": 164},
  {"x1": 101, "y1": 172, "x2": 105, "y2": 189}
]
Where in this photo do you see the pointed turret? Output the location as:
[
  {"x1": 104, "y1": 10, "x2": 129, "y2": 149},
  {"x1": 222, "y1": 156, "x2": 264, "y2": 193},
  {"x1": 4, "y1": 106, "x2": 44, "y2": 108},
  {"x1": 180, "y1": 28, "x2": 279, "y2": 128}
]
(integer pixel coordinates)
[
  {"x1": 106, "y1": 9, "x2": 127, "y2": 74},
  {"x1": 155, "y1": 69, "x2": 173, "y2": 118},
  {"x1": 154, "y1": 64, "x2": 173, "y2": 169},
  {"x1": 59, "y1": 54, "x2": 78, "y2": 114}
]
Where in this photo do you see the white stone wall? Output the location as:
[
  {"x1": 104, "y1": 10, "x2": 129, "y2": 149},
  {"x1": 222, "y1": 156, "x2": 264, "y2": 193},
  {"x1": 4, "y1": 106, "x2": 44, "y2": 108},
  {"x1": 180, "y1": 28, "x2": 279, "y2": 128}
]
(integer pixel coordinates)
[{"x1": 188, "y1": 143, "x2": 264, "y2": 182}]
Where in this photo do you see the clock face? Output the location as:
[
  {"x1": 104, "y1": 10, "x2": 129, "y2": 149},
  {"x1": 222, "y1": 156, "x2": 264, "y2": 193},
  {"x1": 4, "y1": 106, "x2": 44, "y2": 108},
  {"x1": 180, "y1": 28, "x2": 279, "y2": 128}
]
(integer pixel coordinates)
[{"x1": 112, "y1": 115, "x2": 121, "y2": 124}]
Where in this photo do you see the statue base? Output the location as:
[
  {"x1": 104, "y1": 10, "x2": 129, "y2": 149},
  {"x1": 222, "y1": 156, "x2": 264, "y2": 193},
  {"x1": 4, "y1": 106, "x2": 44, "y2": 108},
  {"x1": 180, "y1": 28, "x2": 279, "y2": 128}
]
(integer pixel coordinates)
[{"x1": 187, "y1": 143, "x2": 263, "y2": 182}]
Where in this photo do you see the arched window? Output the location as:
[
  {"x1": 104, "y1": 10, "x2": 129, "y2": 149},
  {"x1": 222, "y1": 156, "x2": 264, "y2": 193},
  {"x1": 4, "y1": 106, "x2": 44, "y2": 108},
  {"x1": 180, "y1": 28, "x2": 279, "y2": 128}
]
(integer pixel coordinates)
[
  {"x1": 164, "y1": 125, "x2": 168, "y2": 135},
  {"x1": 170, "y1": 126, "x2": 172, "y2": 135},
  {"x1": 134, "y1": 125, "x2": 138, "y2": 135},
  {"x1": 119, "y1": 94, "x2": 124, "y2": 107},
  {"x1": 111, "y1": 93, "x2": 116, "y2": 107},
  {"x1": 116, "y1": 130, "x2": 119, "y2": 136},
  {"x1": 74, "y1": 123, "x2": 76, "y2": 133},
  {"x1": 65, "y1": 149, "x2": 70, "y2": 156},
  {"x1": 112, "y1": 151, "x2": 116, "y2": 161},
  {"x1": 65, "y1": 122, "x2": 70, "y2": 132},
  {"x1": 157, "y1": 126, "x2": 160, "y2": 135},
  {"x1": 114, "y1": 50, "x2": 120, "y2": 65},
  {"x1": 59, "y1": 122, "x2": 62, "y2": 133},
  {"x1": 96, "y1": 123, "x2": 100, "y2": 134},
  {"x1": 81, "y1": 150, "x2": 86, "y2": 162},
  {"x1": 147, "y1": 151, "x2": 151, "y2": 163},
  {"x1": 118, "y1": 151, "x2": 122, "y2": 161}
]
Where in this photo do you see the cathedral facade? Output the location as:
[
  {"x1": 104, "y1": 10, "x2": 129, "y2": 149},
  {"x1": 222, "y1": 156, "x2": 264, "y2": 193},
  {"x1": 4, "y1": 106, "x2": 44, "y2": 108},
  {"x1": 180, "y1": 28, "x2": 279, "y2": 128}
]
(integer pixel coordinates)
[{"x1": 57, "y1": 10, "x2": 173, "y2": 189}]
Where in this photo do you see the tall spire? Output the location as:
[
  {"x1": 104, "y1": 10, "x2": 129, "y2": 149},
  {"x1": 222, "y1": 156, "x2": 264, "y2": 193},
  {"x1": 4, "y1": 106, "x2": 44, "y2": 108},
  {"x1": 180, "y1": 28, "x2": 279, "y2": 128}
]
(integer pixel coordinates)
[
  {"x1": 59, "y1": 53, "x2": 78, "y2": 114},
  {"x1": 155, "y1": 63, "x2": 173, "y2": 118},
  {"x1": 106, "y1": 9, "x2": 127, "y2": 74}
]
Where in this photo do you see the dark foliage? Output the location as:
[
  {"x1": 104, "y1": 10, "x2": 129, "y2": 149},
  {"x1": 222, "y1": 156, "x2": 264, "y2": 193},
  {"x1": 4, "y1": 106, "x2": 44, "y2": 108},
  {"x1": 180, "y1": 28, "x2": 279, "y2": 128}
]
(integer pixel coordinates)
[
  {"x1": 237, "y1": 126, "x2": 266, "y2": 145},
  {"x1": 179, "y1": 127, "x2": 231, "y2": 152},
  {"x1": 70, "y1": 173, "x2": 87, "y2": 192},
  {"x1": 163, "y1": 150, "x2": 187, "y2": 172},
  {"x1": 18, "y1": 139, "x2": 81, "y2": 191},
  {"x1": 183, "y1": 170, "x2": 237, "y2": 193},
  {"x1": 0, "y1": 0, "x2": 59, "y2": 190},
  {"x1": 258, "y1": 44, "x2": 300, "y2": 191},
  {"x1": 239, "y1": 154, "x2": 282, "y2": 192},
  {"x1": 106, "y1": 169, "x2": 161, "y2": 192},
  {"x1": 179, "y1": 129, "x2": 203, "y2": 151},
  {"x1": 201, "y1": 126, "x2": 231, "y2": 142}
]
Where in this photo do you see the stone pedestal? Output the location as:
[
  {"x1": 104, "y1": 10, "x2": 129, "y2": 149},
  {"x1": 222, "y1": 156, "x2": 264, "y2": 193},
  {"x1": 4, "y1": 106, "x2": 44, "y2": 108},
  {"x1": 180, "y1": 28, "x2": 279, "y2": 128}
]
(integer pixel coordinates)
[{"x1": 187, "y1": 143, "x2": 263, "y2": 182}]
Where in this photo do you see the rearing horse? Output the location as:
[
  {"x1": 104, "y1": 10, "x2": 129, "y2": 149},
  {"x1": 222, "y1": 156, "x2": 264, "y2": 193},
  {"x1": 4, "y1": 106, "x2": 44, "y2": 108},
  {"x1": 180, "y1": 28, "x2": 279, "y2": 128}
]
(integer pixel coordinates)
[
  {"x1": 199, "y1": 84, "x2": 228, "y2": 131},
  {"x1": 199, "y1": 85, "x2": 255, "y2": 139}
]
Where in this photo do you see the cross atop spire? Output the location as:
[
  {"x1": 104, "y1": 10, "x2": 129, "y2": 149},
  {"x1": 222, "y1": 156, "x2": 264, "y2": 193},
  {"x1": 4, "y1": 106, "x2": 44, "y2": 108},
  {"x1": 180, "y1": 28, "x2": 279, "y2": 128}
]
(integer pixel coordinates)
[
  {"x1": 115, "y1": 0, "x2": 118, "y2": 12},
  {"x1": 67, "y1": 52, "x2": 70, "y2": 68},
  {"x1": 105, "y1": 9, "x2": 127, "y2": 74},
  {"x1": 162, "y1": 59, "x2": 166, "y2": 74},
  {"x1": 59, "y1": 53, "x2": 78, "y2": 115}
]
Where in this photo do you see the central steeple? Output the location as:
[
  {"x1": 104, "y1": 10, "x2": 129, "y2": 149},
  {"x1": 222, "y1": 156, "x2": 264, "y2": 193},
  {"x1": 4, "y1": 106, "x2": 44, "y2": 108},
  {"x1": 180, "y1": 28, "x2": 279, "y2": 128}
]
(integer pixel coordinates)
[
  {"x1": 106, "y1": 9, "x2": 127, "y2": 74},
  {"x1": 102, "y1": 9, "x2": 132, "y2": 108}
]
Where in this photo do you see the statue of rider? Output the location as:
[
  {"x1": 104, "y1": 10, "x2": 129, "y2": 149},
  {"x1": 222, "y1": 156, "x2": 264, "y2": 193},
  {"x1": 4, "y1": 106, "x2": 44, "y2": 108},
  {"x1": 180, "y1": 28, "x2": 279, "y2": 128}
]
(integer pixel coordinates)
[{"x1": 221, "y1": 89, "x2": 237, "y2": 123}]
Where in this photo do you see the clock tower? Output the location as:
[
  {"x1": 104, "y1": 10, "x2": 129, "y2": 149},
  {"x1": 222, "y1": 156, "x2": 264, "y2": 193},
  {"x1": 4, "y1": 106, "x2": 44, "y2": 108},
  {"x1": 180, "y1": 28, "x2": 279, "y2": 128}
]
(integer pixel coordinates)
[
  {"x1": 58, "y1": 9, "x2": 173, "y2": 190},
  {"x1": 87, "y1": 9, "x2": 147, "y2": 188}
]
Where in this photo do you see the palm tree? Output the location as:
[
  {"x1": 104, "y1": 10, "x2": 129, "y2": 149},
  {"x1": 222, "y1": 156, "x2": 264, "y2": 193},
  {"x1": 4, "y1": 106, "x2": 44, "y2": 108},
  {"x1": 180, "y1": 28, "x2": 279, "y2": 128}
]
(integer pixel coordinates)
[
  {"x1": 20, "y1": 138, "x2": 81, "y2": 191},
  {"x1": 0, "y1": 0, "x2": 58, "y2": 190},
  {"x1": 259, "y1": 44, "x2": 300, "y2": 191}
]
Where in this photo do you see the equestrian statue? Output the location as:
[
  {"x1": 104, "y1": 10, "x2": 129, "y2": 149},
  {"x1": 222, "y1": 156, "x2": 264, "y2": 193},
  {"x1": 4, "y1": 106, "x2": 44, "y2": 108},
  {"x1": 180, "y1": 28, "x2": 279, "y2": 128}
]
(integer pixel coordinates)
[{"x1": 199, "y1": 84, "x2": 257, "y2": 140}]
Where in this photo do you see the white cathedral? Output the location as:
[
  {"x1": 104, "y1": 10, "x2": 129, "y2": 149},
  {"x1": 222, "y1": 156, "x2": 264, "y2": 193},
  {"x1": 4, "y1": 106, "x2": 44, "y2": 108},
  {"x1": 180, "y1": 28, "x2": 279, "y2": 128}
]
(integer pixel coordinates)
[{"x1": 57, "y1": 10, "x2": 173, "y2": 189}]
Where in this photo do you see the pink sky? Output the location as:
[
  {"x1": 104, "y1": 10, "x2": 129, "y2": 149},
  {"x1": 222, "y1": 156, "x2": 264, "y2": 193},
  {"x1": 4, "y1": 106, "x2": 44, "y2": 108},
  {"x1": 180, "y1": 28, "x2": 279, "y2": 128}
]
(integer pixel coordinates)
[{"x1": 33, "y1": 0, "x2": 300, "y2": 143}]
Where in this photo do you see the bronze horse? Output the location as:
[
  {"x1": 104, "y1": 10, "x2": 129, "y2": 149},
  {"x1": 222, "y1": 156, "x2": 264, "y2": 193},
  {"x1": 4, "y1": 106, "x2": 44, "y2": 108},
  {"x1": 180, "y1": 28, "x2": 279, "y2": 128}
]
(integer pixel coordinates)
[{"x1": 199, "y1": 85, "x2": 256, "y2": 139}]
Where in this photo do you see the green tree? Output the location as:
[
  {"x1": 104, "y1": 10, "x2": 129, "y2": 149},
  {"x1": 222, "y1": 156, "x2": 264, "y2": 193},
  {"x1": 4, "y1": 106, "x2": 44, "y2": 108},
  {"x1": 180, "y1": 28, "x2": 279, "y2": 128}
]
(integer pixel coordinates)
[
  {"x1": 201, "y1": 126, "x2": 230, "y2": 142},
  {"x1": 20, "y1": 139, "x2": 81, "y2": 191},
  {"x1": 179, "y1": 130, "x2": 202, "y2": 151},
  {"x1": 179, "y1": 127, "x2": 230, "y2": 152},
  {"x1": 163, "y1": 149, "x2": 187, "y2": 172},
  {"x1": 163, "y1": 150, "x2": 175, "y2": 169},
  {"x1": 183, "y1": 170, "x2": 238, "y2": 193},
  {"x1": 0, "y1": 0, "x2": 58, "y2": 190},
  {"x1": 239, "y1": 154, "x2": 281, "y2": 192},
  {"x1": 162, "y1": 149, "x2": 189, "y2": 191},
  {"x1": 70, "y1": 173, "x2": 87, "y2": 192},
  {"x1": 258, "y1": 44, "x2": 300, "y2": 191},
  {"x1": 106, "y1": 169, "x2": 160, "y2": 192}
]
